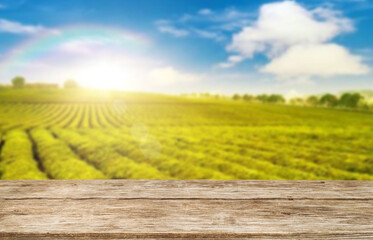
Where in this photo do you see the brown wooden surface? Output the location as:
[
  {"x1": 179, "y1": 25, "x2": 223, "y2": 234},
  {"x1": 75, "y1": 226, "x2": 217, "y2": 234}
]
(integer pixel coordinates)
[{"x1": 1, "y1": 180, "x2": 373, "y2": 239}]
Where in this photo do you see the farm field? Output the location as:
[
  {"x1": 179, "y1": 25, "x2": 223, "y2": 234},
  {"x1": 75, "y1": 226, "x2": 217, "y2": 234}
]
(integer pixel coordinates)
[{"x1": 0, "y1": 89, "x2": 373, "y2": 180}]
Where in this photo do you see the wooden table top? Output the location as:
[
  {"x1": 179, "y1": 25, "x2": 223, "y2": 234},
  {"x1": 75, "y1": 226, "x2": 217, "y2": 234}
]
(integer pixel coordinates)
[{"x1": 1, "y1": 180, "x2": 373, "y2": 239}]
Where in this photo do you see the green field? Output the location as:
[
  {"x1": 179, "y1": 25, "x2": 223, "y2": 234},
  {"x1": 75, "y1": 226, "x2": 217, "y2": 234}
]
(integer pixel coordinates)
[{"x1": 1, "y1": 89, "x2": 373, "y2": 180}]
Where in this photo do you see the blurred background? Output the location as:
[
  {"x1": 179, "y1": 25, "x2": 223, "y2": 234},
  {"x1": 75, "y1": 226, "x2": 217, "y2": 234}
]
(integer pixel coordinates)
[{"x1": 0, "y1": 0, "x2": 372, "y2": 180}]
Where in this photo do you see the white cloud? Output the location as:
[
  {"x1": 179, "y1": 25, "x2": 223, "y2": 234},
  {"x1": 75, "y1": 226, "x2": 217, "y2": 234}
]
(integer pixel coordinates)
[
  {"x1": 218, "y1": 19, "x2": 252, "y2": 31},
  {"x1": 220, "y1": 0, "x2": 369, "y2": 81},
  {"x1": 58, "y1": 39, "x2": 115, "y2": 54},
  {"x1": 181, "y1": 7, "x2": 250, "y2": 24},
  {"x1": 228, "y1": 55, "x2": 244, "y2": 63},
  {"x1": 217, "y1": 55, "x2": 244, "y2": 68},
  {"x1": 149, "y1": 67, "x2": 201, "y2": 86},
  {"x1": 192, "y1": 29, "x2": 225, "y2": 41},
  {"x1": 157, "y1": 26, "x2": 189, "y2": 37},
  {"x1": 155, "y1": 20, "x2": 189, "y2": 37},
  {"x1": 0, "y1": 18, "x2": 59, "y2": 35},
  {"x1": 227, "y1": 1, "x2": 353, "y2": 58},
  {"x1": 224, "y1": 8, "x2": 249, "y2": 20},
  {"x1": 0, "y1": 4, "x2": 6, "y2": 9},
  {"x1": 156, "y1": 7, "x2": 252, "y2": 41},
  {"x1": 261, "y1": 44, "x2": 370, "y2": 77},
  {"x1": 198, "y1": 9, "x2": 213, "y2": 15},
  {"x1": 216, "y1": 62, "x2": 235, "y2": 69}
]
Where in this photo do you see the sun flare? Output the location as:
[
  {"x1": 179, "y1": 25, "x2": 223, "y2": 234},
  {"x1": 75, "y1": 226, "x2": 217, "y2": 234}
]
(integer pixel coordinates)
[{"x1": 75, "y1": 61, "x2": 131, "y2": 90}]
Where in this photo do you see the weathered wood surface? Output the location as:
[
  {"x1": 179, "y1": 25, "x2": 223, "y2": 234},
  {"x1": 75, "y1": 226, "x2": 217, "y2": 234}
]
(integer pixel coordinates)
[{"x1": 1, "y1": 180, "x2": 373, "y2": 239}]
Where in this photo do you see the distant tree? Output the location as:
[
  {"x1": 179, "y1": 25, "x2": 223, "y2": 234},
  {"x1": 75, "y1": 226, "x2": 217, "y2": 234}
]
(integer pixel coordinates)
[
  {"x1": 232, "y1": 94, "x2": 241, "y2": 100},
  {"x1": 256, "y1": 94, "x2": 284, "y2": 103},
  {"x1": 320, "y1": 93, "x2": 338, "y2": 107},
  {"x1": 243, "y1": 94, "x2": 254, "y2": 102},
  {"x1": 256, "y1": 94, "x2": 269, "y2": 102},
  {"x1": 64, "y1": 79, "x2": 79, "y2": 89},
  {"x1": 267, "y1": 94, "x2": 285, "y2": 103},
  {"x1": 361, "y1": 102, "x2": 370, "y2": 110},
  {"x1": 213, "y1": 94, "x2": 221, "y2": 99},
  {"x1": 289, "y1": 98, "x2": 304, "y2": 105},
  {"x1": 306, "y1": 95, "x2": 319, "y2": 106},
  {"x1": 338, "y1": 93, "x2": 364, "y2": 108},
  {"x1": 11, "y1": 76, "x2": 25, "y2": 88}
]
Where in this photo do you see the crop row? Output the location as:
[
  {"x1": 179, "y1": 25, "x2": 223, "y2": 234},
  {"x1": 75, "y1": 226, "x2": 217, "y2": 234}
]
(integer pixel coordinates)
[
  {"x1": 150, "y1": 126, "x2": 373, "y2": 180},
  {"x1": 0, "y1": 103, "x2": 130, "y2": 129},
  {"x1": 1, "y1": 101, "x2": 373, "y2": 130},
  {"x1": 0, "y1": 130, "x2": 47, "y2": 179},
  {"x1": 85, "y1": 126, "x2": 373, "y2": 180},
  {"x1": 95, "y1": 128, "x2": 321, "y2": 180},
  {"x1": 59, "y1": 128, "x2": 234, "y2": 179},
  {"x1": 1, "y1": 126, "x2": 372, "y2": 180},
  {"x1": 79, "y1": 129, "x2": 281, "y2": 180},
  {"x1": 51, "y1": 128, "x2": 167, "y2": 179},
  {"x1": 30, "y1": 128, "x2": 106, "y2": 179}
]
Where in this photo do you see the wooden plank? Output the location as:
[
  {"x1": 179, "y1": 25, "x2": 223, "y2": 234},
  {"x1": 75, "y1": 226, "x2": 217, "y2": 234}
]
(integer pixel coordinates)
[
  {"x1": 1, "y1": 180, "x2": 373, "y2": 239},
  {"x1": 2, "y1": 180, "x2": 373, "y2": 199}
]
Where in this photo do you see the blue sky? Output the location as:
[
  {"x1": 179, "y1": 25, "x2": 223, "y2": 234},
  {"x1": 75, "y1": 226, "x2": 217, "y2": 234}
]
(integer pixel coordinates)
[{"x1": 0, "y1": 0, "x2": 372, "y2": 96}]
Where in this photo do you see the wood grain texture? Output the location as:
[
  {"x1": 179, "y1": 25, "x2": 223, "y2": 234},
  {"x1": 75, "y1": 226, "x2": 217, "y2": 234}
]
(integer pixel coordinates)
[{"x1": 1, "y1": 180, "x2": 373, "y2": 239}]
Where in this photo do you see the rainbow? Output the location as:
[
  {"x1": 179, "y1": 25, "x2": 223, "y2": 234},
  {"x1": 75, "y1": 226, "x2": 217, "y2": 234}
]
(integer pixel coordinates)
[{"x1": 0, "y1": 24, "x2": 151, "y2": 75}]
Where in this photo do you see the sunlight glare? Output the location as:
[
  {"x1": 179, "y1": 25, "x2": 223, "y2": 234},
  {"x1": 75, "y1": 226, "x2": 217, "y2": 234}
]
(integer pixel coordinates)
[{"x1": 75, "y1": 60, "x2": 135, "y2": 90}]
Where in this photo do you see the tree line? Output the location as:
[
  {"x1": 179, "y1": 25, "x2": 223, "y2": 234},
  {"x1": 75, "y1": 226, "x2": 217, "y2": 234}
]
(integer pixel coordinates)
[
  {"x1": 239, "y1": 93, "x2": 370, "y2": 109},
  {"x1": 185, "y1": 92, "x2": 371, "y2": 110},
  {"x1": 4, "y1": 76, "x2": 79, "y2": 89}
]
